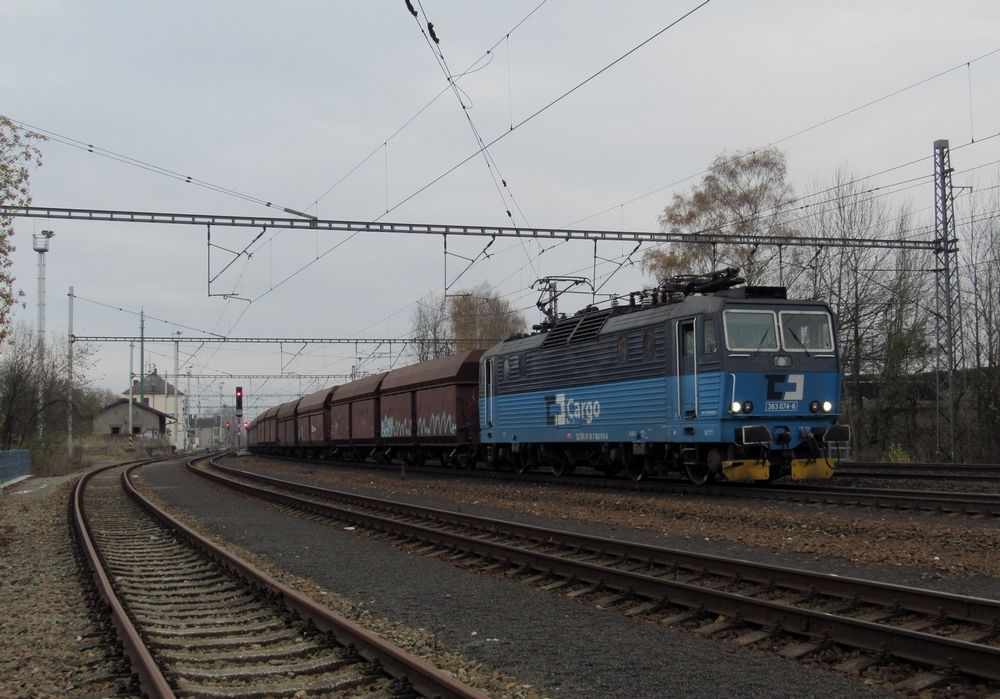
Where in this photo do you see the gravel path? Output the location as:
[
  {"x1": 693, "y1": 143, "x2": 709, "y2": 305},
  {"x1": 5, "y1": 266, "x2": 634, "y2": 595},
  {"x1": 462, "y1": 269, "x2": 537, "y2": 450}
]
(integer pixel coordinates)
[{"x1": 138, "y1": 459, "x2": 898, "y2": 699}]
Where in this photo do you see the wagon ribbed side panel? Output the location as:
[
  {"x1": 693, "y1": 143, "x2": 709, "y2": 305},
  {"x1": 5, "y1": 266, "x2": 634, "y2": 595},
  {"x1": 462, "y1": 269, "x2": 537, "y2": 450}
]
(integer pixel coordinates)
[
  {"x1": 380, "y1": 393, "x2": 413, "y2": 441},
  {"x1": 331, "y1": 404, "x2": 350, "y2": 441}
]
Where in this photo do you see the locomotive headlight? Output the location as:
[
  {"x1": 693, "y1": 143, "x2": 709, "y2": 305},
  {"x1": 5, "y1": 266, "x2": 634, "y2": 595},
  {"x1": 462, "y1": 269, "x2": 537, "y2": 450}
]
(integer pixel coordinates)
[
  {"x1": 809, "y1": 400, "x2": 820, "y2": 413},
  {"x1": 741, "y1": 400, "x2": 753, "y2": 413},
  {"x1": 822, "y1": 400, "x2": 833, "y2": 413},
  {"x1": 730, "y1": 401, "x2": 742, "y2": 414}
]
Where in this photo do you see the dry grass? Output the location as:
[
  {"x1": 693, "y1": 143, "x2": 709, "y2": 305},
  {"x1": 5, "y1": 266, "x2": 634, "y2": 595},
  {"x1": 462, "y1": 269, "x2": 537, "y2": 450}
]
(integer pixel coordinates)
[{"x1": 27, "y1": 437, "x2": 176, "y2": 477}]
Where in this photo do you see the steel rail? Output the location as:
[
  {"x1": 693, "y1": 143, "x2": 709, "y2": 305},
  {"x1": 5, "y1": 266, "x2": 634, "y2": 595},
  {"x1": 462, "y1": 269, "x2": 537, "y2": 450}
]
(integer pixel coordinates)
[
  {"x1": 207, "y1": 459, "x2": 1000, "y2": 623},
  {"x1": 194, "y1": 457, "x2": 1000, "y2": 681},
  {"x1": 722, "y1": 482, "x2": 1000, "y2": 515},
  {"x1": 845, "y1": 461, "x2": 1000, "y2": 472},
  {"x1": 127, "y1": 456, "x2": 486, "y2": 699},
  {"x1": 264, "y1": 452, "x2": 1000, "y2": 515},
  {"x1": 72, "y1": 461, "x2": 176, "y2": 699},
  {"x1": 836, "y1": 462, "x2": 1000, "y2": 482}
]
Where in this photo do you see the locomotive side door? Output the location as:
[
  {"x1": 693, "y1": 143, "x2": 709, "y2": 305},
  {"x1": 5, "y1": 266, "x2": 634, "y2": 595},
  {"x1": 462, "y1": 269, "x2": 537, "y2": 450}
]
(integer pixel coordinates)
[{"x1": 676, "y1": 319, "x2": 697, "y2": 418}]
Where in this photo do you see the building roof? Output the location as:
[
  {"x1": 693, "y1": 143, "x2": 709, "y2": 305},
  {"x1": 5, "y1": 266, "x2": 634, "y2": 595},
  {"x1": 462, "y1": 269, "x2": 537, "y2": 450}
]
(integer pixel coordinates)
[
  {"x1": 98, "y1": 398, "x2": 171, "y2": 419},
  {"x1": 121, "y1": 368, "x2": 184, "y2": 396}
]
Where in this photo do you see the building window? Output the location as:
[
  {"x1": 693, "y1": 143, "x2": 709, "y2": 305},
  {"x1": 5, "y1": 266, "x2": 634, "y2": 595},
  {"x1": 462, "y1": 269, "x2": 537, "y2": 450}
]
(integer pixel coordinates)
[{"x1": 110, "y1": 426, "x2": 120, "y2": 436}]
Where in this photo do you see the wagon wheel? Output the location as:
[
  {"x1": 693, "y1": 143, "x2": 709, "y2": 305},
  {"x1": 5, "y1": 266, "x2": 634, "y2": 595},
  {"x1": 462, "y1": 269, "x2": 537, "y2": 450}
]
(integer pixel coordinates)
[{"x1": 685, "y1": 461, "x2": 714, "y2": 486}]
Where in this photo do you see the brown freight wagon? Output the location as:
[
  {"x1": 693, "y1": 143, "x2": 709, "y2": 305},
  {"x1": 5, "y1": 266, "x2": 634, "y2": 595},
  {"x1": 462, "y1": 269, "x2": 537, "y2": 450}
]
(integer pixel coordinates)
[
  {"x1": 378, "y1": 349, "x2": 483, "y2": 467},
  {"x1": 254, "y1": 405, "x2": 281, "y2": 454},
  {"x1": 329, "y1": 372, "x2": 388, "y2": 459},
  {"x1": 296, "y1": 385, "x2": 338, "y2": 458},
  {"x1": 275, "y1": 398, "x2": 302, "y2": 455}
]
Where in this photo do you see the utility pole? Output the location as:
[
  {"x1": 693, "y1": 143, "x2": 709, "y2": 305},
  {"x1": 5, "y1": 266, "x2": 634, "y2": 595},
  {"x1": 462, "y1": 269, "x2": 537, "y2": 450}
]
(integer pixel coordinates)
[
  {"x1": 186, "y1": 368, "x2": 192, "y2": 450},
  {"x1": 128, "y1": 342, "x2": 134, "y2": 439},
  {"x1": 67, "y1": 286, "x2": 74, "y2": 460},
  {"x1": 173, "y1": 331, "x2": 181, "y2": 451},
  {"x1": 139, "y1": 309, "x2": 145, "y2": 408},
  {"x1": 33, "y1": 229, "x2": 54, "y2": 439}
]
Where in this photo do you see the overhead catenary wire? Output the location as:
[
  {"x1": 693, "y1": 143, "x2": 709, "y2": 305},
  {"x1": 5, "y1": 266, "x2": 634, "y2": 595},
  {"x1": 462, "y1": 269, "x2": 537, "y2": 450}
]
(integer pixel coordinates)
[
  {"x1": 563, "y1": 46, "x2": 1000, "y2": 229},
  {"x1": 406, "y1": 0, "x2": 539, "y2": 280},
  {"x1": 5, "y1": 118, "x2": 313, "y2": 219},
  {"x1": 303, "y1": 0, "x2": 550, "y2": 213},
  {"x1": 383, "y1": 0, "x2": 712, "y2": 218}
]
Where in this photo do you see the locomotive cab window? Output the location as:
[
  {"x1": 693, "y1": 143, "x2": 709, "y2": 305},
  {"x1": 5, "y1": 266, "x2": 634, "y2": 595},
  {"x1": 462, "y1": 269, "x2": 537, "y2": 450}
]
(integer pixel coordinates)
[
  {"x1": 779, "y1": 311, "x2": 834, "y2": 352},
  {"x1": 680, "y1": 324, "x2": 695, "y2": 356},
  {"x1": 723, "y1": 310, "x2": 779, "y2": 352}
]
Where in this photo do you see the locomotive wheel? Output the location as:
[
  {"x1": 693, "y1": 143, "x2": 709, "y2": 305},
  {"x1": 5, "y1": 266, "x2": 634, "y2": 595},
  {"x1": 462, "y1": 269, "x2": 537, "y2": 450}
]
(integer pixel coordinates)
[
  {"x1": 514, "y1": 455, "x2": 532, "y2": 474},
  {"x1": 551, "y1": 460, "x2": 575, "y2": 477},
  {"x1": 625, "y1": 458, "x2": 646, "y2": 482},
  {"x1": 685, "y1": 461, "x2": 714, "y2": 486}
]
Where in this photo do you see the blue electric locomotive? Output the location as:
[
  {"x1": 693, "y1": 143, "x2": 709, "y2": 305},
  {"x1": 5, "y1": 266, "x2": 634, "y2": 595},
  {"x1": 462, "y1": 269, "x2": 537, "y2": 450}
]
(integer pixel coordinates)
[{"x1": 479, "y1": 269, "x2": 850, "y2": 484}]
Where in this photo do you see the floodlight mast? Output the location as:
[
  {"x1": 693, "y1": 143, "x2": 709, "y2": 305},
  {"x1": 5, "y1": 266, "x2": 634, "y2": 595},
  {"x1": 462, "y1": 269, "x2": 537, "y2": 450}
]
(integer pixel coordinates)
[{"x1": 32, "y1": 230, "x2": 54, "y2": 438}]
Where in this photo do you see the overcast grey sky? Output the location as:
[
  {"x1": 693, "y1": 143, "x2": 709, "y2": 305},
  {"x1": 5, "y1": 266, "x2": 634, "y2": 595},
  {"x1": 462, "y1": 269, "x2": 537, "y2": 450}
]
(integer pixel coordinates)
[{"x1": 4, "y1": 1, "x2": 999, "y2": 416}]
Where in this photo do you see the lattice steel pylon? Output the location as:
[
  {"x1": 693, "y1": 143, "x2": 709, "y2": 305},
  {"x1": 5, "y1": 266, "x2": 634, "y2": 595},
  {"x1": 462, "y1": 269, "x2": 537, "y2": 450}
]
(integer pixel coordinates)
[{"x1": 933, "y1": 139, "x2": 966, "y2": 462}]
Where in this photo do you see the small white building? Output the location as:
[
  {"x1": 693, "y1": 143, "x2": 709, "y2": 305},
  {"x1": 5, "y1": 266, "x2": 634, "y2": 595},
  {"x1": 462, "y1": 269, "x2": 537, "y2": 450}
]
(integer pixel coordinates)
[{"x1": 122, "y1": 368, "x2": 187, "y2": 450}]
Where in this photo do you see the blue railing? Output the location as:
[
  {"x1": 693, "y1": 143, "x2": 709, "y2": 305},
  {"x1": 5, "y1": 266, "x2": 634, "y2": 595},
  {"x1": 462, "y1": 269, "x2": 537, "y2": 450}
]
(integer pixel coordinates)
[{"x1": 0, "y1": 450, "x2": 31, "y2": 486}]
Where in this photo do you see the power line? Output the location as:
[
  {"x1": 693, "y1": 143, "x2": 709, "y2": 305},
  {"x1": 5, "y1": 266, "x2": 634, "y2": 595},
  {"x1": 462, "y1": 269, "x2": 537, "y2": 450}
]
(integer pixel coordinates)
[
  {"x1": 6, "y1": 118, "x2": 313, "y2": 219},
  {"x1": 303, "y1": 0, "x2": 550, "y2": 212},
  {"x1": 563, "y1": 47, "x2": 1000, "y2": 228},
  {"x1": 383, "y1": 0, "x2": 712, "y2": 218}
]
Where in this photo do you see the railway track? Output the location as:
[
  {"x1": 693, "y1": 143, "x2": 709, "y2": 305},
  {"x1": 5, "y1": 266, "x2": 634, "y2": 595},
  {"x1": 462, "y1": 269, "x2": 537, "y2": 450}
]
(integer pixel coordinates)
[
  {"x1": 192, "y1": 456, "x2": 1000, "y2": 693},
  {"x1": 73, "y1": 457, "x2": 486, "y2": 699},
  {"x1": 259, "y1": 453, "x2": 1000, "y2": 517}
]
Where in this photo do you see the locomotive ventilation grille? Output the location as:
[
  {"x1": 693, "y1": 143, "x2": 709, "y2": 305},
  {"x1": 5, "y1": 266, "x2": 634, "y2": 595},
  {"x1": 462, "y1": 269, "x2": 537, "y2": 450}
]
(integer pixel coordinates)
[{"x1": 542, "y1": 310, "x2": 611, "y2": 347}]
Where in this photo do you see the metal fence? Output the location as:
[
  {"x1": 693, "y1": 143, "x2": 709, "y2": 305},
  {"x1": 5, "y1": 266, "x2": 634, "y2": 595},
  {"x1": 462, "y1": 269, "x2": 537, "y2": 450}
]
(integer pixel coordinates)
[{"x1": 0, "y1": 450, "x2": 31, "y2": 486}]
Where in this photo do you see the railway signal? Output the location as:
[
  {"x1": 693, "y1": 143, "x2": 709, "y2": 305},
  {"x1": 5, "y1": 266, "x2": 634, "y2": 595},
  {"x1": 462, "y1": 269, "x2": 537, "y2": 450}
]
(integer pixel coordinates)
[{"x1": 235, "y1": 386, "x2": 243, "y2": 417}]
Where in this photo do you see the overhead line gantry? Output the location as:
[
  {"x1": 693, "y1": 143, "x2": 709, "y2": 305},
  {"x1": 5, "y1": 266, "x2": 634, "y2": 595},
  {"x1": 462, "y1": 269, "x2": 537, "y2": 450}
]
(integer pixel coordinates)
[{"x1": 1, "y1": 205, "x2": 940, "y2": 251}]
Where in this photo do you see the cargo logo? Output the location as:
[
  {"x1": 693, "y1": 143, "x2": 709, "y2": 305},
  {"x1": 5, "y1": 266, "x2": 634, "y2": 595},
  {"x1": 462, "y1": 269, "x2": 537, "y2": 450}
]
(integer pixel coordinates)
[
  {"x1": 545, "y1": 393, "x2": 601, "y2": 426},
  {"x1": 765, "y1": 373, "x2": 803, "y2": 412}
]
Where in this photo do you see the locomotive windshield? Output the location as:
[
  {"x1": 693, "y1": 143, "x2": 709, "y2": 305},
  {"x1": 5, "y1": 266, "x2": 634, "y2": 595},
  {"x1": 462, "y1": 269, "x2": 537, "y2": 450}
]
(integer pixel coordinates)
[
  {"x1": 724, "y1": 309, "x2": 835, "y2": 353},
  {"x1": 779, "y1": 311, "x2": 834, "y2": 352},
  {"x1": 723, "y1": 310, "x2": 778, "y2": 351}
]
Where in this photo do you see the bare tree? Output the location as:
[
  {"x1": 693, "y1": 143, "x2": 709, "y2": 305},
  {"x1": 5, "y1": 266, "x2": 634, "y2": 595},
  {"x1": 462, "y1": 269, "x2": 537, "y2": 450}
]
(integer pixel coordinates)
[
  {"x1": 643, "y1": 147, "x2": 797, "y2": 284},
  {"x1": 0, "y1": 117, "x2": 45, "y2": 342},
  {"x1": 449, "y1": 283, "x2": 527, "y2": 352},
  {"x1": 0, "y1": 323, "x2": 97, "y2": 452},
  {"x1": 803, "y1": 169, "x2": 934, "y2": 458},
  {"x1": 409, "y1": 293, "x2": 453, "y2": 361},
  {"x1": 960, "y1": 181, "x2": 1000, "y2": 461}
]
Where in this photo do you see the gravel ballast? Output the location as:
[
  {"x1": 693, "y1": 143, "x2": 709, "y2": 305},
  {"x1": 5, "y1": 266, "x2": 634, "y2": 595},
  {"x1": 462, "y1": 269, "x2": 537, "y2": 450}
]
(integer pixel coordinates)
[
  {"x1": 137, "y1": 459, "x2": 901, "y2": 698},
  {"x1": 0, "y1": 473, "x2": 131, "y2": 698}
]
